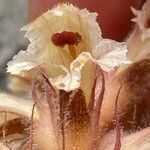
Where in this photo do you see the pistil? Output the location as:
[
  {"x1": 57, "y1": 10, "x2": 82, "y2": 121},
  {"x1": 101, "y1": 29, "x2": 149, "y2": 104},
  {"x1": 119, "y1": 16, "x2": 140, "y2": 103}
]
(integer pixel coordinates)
[{"x1": 68, "y1": 45, "x2": 77, "y2": 59}]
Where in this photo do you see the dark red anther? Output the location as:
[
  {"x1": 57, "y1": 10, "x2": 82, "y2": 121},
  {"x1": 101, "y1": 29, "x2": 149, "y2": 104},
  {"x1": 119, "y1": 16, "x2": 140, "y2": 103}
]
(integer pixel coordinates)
[{"x1": 51, "y1": 31, "x2": 81, "y2": 47}]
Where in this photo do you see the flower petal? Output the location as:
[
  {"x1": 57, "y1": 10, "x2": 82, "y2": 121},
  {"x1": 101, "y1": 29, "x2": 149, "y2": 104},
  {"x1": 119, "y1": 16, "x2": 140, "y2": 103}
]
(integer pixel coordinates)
[
  {"x1": 7, "y1": 45, "x2": 41, "y2": 75},
  {"x1": 7, "y1": 43, "x2": 72, "y2": 75},
  {"x1": 49, "y1": 52, "x2": 94, "y2": 91},
  {"x1": 131, "y1": 0, "x2": 150, "y2": 41},
  {"x1": 0, "y1": 93, "x2": 39, "y2": 119},
  {"x1": 7, "y1": 4, "x2": 102, "y2": 76},
  {"x1": 92, "y1": 39, "x2": 132, "y2": 72},
  {"x1": 49, "y1": 52, "x2": 95, "y2": 105},
  {"x1": 22, "y1": 4, "x2": 101, "y2": 54}
]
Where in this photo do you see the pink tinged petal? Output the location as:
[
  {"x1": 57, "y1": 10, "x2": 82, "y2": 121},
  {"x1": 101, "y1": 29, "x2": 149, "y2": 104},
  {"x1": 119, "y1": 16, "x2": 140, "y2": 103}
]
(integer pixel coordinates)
[
  {"x1": 92, "y1": 39, "x2": 132, "y2": 72},
  {"x1": 34, "y1": 108, "x2": 58, "y2": 150},
  {"x1": 131, "y1": 0, "x2": 150, "y2": 41},
  {"x1": 97, "y1": 71, "x2": 132, "y2": 134},
  {"x1": 31, "y1": 75, "x2": 59, "y2": 150},
  {"x1": 90, "y1": 68, "x2": 105, "y2": 150},
  {"x1": 0, "y1": 93, "x2": 39, "y2": 119}
]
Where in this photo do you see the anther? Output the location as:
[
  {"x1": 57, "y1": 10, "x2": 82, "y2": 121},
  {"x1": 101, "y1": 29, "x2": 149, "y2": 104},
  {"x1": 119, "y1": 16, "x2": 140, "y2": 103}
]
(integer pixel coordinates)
[{"x1": 51, "y1": 31, "x2": 82, "y2": 59}]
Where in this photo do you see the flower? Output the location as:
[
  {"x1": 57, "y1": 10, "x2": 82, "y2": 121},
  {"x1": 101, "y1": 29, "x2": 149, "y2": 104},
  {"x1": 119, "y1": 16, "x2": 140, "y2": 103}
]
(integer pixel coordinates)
[
  {"x1": 131, "y1": 0, "x2": 150, "y2": 41},
  {"x1": 2, "y1": 4, "x2": 134, "y2": 150},
  {"x1": 0, "y1": 0, "x2": 149, "y2": 148},
  {"x1": 118, "y1": 0, "x2": 150, "y2": 70},
  {"x1": 7, "y1": 4, "x2": 131, "y2": 105},
  {"x1": 0, "y1": 3, "x2": 133, "y2": 150}
]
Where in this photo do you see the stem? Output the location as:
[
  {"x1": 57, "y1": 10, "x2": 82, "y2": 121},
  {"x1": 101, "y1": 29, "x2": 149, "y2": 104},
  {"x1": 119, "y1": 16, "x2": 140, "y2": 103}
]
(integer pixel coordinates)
[{"x1": 68, "y1": 45, "x2": 77, "y2": 59}]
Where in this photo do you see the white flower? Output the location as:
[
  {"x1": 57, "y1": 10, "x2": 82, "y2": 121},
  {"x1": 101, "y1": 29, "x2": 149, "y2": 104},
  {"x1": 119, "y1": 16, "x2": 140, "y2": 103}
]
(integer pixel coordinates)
[
  {"x1": 0, "y1": 3, "x2": 141, "y2": 150},
  {"x1": 7, "y1": 4, "x2": 131, "y2": 104},
  {"x1": 131, "y1": 0, "x2": 150, "y2": 41}
]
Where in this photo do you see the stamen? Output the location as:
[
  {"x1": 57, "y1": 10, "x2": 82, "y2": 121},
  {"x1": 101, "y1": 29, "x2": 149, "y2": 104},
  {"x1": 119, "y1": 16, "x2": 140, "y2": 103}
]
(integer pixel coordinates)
[
  {"x1": 51, "y1": 31, "x2": 81, "y2": 59},
  {"x1": 68, "y1": 45, "x2": 77, "y2": 59}
]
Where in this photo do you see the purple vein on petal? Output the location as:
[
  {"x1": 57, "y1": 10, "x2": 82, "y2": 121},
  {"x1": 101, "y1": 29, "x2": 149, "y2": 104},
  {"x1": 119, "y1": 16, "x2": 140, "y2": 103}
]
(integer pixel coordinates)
[
  {"x1": 59, "y1": 90, "x2": 70, "y2": 150},
  {"x1": 32, "y1": 70, "x2": 62, "y2": 149},
  {"x1": 90, "y1": 66, "x2": 105, "y2": 150},
  {"x1": 39, "y1": 74, "x2": 63, "y2": 149},
  {"x1": 114, "y1": 85, "x2": 122, "y2": 150},
  {"x1": 29, "y1": 103, "x2": 36, "y2": 150},
  {"x1": 31, "y1": 81, "x2": 40, "y2": 110}
]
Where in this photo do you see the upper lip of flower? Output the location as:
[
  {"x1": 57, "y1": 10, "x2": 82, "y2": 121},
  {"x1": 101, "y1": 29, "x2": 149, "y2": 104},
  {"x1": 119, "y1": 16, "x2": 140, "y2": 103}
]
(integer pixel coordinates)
[{"x1": 6, "y1": 3, "x2": 131, "y2": 105}]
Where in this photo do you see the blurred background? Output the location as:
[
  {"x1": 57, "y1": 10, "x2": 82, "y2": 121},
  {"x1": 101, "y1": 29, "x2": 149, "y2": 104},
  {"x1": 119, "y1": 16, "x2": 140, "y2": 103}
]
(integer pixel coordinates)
[{"x1": 0, "y1": 0, "x2": 27, "y2": 90}]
